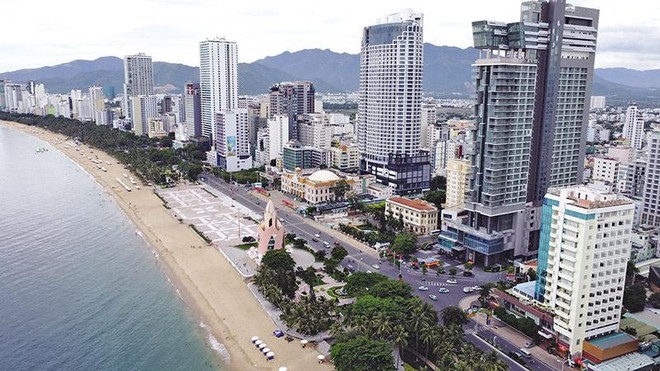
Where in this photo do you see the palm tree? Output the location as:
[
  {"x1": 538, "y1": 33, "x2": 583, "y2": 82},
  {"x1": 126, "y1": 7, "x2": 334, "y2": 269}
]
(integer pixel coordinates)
[
  {"x1": 392, "y1": 324, "x2": 409, "y2": 369},
  {"x1": 419, "y1": 322, "x2": 437, "y2": 357},
  {"x1": 441, "y1": 306, "x2": 468, "y2": 328},
  {"x1": 374, "y1": 312, "x2": 392, "y2": 339},
  {"x1": 479, "y1": 351, "x2": 508, "y2": 371},
  {"x1": 479, "y1": 283, "x2": 494, "y2": 307}
]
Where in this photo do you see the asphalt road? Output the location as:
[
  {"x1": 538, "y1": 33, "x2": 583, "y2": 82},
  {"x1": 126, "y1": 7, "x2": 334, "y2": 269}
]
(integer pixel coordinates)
[{"x1": 200, "y1": 173, "x2": 549, "y2": 369}]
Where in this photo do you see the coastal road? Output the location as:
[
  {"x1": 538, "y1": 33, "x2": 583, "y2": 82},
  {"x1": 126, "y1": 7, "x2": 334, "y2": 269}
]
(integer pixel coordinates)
[
  {"x1": 200, "y1": 172, "x2": 502, "y2": 311},
  {"x1": 472, "y1": 325, "x2": 555, "y2": 371}
]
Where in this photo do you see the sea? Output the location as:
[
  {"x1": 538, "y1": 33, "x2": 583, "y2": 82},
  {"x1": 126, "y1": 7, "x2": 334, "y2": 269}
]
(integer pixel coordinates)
[{"x1": 0, "y1": 125, "x2": 227, "y2": 371}]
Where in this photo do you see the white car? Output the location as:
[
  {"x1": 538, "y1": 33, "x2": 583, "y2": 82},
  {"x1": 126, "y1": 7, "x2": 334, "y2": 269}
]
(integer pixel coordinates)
[
  {"x1": 366, "y1": 270, "x2": 372, "y2": 274},
  {"x1": 463, "y1": 287, "x2": 475, "y2": 293},
  {"x1": 446, "y1": 279, "x2": 458, "y2": 284},
  {"x1": 438, "y1": 287, "x2": 450, "y2": 293},
  {"x1": 314, "y1": 233, "x2": 321, "y2": 238},
  {"x1": 429, "y1": 294, "x2": 438, "y2": 301},
  {"x1": 472, "y1": 286, "x2": 481, "y2": 291},
  {"x1": 372, "y1": 264, "x2": 380, "y2": 269},
  {"x1": 418, "y1": 285, "x2": 429, "y2": 291}
]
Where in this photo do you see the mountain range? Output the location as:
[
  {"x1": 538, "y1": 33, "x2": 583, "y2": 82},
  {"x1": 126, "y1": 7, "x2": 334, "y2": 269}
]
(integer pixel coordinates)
[{"x1": 1, "y1": 43, "x2": 659, "y2": 105}]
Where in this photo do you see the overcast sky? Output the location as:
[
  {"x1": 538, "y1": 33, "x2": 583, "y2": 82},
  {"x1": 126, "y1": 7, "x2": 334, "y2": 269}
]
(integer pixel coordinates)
[{"x1": 1, "y1": 0, "x2": 658, "y2": 72}]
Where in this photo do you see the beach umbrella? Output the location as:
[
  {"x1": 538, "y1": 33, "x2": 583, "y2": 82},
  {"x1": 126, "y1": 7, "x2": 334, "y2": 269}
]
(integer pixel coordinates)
[
  {"x1": 300, "y1": 339, "x2": 308, "y2": 348},
  {"x1": 266, "y1": 352, "x2": 275, "y2": 359},
  {"x1": 278, "y1": 367, "x2": 286, "y2": 371},
  {"x1": 251, "y1": 336, "x2": 259, "y2": 343},
  {"x1": 255, "y1": 340, "x2": 263, "y2": 347},
  {"x1": 317, "y1": 355, "x2": 325, "y2": 363},
  {"x1": 258, "y1": 343, "x2": 267, "y2": 350},
  {"x1": 262, "y1": 347, "x2": 271, "y2": 354}
]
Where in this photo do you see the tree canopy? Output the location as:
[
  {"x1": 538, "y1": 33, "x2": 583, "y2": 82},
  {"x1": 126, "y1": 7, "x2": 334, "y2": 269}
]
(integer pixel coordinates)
[
  {"x1": 391, "y1": 233, "x2": 418, "y2": 256},
  {"x1": 331, "y1": 336, "x2": 396, "y2": 371},
  {"x1": 623, "y1": 283, "x2": 647, "y2": 313}
]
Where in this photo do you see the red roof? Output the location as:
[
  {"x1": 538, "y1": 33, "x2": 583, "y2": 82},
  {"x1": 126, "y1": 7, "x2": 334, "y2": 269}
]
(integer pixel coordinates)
[{"x1": 388, "y1": 197, "x2": 437, "y2": 212}]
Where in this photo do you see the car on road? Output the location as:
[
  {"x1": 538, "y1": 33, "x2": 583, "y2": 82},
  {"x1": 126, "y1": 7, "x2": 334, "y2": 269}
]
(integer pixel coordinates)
[
  {"x1": 372, "y1": 264, "x2": 380, "y2": 269},
  {"x1": 463, "y1": 271, "x2": 474, "y2": 277},
  {"x1": 429, "y1": 294, "x2": 438, "y2": 301},
  {"x1": 366, "y1": 270, "x2": 372, "y2": 274},
  {"x1": 314, "y1": 233, "x2": 321, "y2": 238},
  {"x1": 463, "y1": 287, "x2": 475, "y2": 293},
  {"x1": 472, "y1": 285, "x2": 481, "y2": 291},
  {"x1": 438, "y1": 287, "x2": 450, "y2": 293},
  {"x1": 311, "y1": 238, "x2": 318, "y2": 242},
  {"x1": 418, "y1": 285, "x2": 429, "y2": 291},
  {"x1": 446, "y1": 279, "x2": 458, "y2": 284},
  {"x1": 322, "y1": 241, "x2": 330, "y2": 248}
]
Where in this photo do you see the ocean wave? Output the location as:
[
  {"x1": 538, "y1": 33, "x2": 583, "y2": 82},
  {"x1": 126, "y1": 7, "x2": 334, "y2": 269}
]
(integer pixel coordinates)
[{"x1": 199, "y1": 321, "x2": 231, "y2": 363}]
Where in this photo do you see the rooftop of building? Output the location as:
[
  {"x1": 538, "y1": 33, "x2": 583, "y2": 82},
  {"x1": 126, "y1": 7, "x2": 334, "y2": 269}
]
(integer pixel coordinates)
[
  {"x1": 387, "y1": 197, "x2": 438, "y2": 212},
  {"x1": 512, "y1": 281, "x2": 537, "y2": 299},
  {"x1": 547, "y1": 184, "x2": 633, "y2": 210},
  {"x1": 586, "y1": 332, "x2": 638, "y2": 350},
  {"x1": 624, "y1": 308, "x2": 660, "y2": 332},
  {"x1": 586, "y1": 352, "x2": 654, "y2": 371}
]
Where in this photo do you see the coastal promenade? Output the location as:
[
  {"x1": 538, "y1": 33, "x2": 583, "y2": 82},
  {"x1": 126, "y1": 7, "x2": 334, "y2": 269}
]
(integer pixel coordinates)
[{"x1": 1, "y1": 120, "x2": 331, "y2": 371}]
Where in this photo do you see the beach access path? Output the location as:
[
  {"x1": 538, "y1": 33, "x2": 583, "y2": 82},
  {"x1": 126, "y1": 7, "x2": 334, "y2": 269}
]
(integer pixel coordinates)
[{"x1": 1, "y1": 120, "x2": 332, "y2": 371}]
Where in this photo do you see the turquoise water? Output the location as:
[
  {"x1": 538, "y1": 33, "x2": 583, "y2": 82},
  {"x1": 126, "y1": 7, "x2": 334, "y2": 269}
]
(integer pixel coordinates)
[{"x1": 0, "y1": 126, "x2": 225, "y2": 370}]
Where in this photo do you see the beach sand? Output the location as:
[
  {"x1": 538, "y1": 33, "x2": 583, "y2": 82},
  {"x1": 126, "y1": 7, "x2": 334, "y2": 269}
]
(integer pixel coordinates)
[{"x1": 2, "y1": 120, "x2": 333, "y2": 371}]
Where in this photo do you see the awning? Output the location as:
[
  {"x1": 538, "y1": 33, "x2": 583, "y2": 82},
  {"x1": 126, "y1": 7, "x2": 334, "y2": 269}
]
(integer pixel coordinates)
[
  {"x1": 452, "y1": 245, "x2": 465, "y2": 252},
  {"x1": 538, "y1": 330, "x2": 554, "y2": 339}
]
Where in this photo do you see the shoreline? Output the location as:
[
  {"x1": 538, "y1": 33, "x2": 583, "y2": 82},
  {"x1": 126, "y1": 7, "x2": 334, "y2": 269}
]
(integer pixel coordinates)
[{"x1": 2, "y1": 120, "x2": 332, "y2": 371}]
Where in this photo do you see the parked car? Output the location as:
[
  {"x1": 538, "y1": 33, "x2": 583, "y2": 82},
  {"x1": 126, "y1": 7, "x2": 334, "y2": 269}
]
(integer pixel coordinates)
[
  {"x1": 372, "y1": 264, "x2": 380, "y2": 269},
  {"x1": 273, "y1": 329, "x2": 284, "y2": 337},
  {"x1": 418, "y1": 285, "x2": 429, "y2": 291},
  {"x1": 438, "y1": 287, "x2": 450, "y2": 293},
  {"x1": 447, "y1": 279, "x2": 458, "y2": 284},
  {"x1": 463, "y1": 271, "x2": 474, "y2": 277},
  {"x1": 429, "y1": 294, "x2": 438, "y2": 301}
]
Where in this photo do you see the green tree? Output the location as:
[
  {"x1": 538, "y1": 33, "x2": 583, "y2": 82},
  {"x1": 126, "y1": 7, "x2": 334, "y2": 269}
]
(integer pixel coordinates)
[
  {"x1": 333, "y1": 179, "x2": 350, "y2": 201},
  {"x1": 627, "y1": 261, "x2": 640, "y2": 285},
  {"x1": 292, "y1": 238, "x2": 307, "y2": 250},
  {"x1": 260, "y1": 249, "x2": 298, "y2": 298},
  {"x1": 391, "y1": 232, "x2": 418, "y2": 256},
  {"x1": 527, "y1": 267, "x2": 537, "y2": 281},
  {"x1": 330, "y1": 336, "x2": 395, "y2": 371},
  {"x1": 430, "y1": 176, "x2": 446, "y2": 191},
  {"x1": 623, "y1": 283, "x2": 647, "y2": 313},
  {"x1": 369, "y1": 279, "x2": 413, "y2": 299},
  {"x1": 344, "y1": 272, "x2": 389, "y2": 296},
  {"x1": 421, "y1": 263, "x2": 428, "y2": 276},
  {"x1": 331, "y1": 245, "x2": 349, "y2": 261},
  {"x1": 649, "y1": 292, "x2": 660, "y2": 309},
  {"x1": 449, "y1": 267, "x2": 457, "y2": 276},
  {"x1": 464, "y1": 262, "x2": 474, "y2": 271},
  {"x1": 440, "y1": 306, "x2": 468, "y2": 328},
  {"x1": 423, "y1": 190, "x2": 446, "y2": 210},
  {"x1": 285, "y1": 233, "x2": 297, "y2": 244},
  {"x1": 479, "y1": 283, "x2": 494, "y2": 307}
]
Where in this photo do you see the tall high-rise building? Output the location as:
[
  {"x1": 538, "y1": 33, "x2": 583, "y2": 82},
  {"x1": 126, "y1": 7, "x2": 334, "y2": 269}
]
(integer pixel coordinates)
[
  {"x1": 535, "y1": 184, "x2": 633, "y2": 357},
  {"x1": 358, "y1": 9, "x2": 430, "y2": 195},
  {"x1": 269, "y1": 81, "x2": 315, "y2": 140},
  {"x1": 440, "y1": 0, "x2": 599, "y2": 265},
  {"x1": 183, "y1": 82, "x2": 202, "y2": 138},
  {"x1": 123, "y1": 53, "x2": 154, "y2": 120},
  {"x1": 622, "y1": 105, "x2": 644, "y2": 150},
  {"x1": 641, "y1": 131, "x2": 660, "y2": 227},
  {"x1": 199, "y1": 37, "x2": 239, "y2": 140}
]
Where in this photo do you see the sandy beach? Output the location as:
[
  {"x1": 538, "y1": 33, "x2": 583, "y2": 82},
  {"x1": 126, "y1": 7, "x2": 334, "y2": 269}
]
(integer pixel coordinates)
[{"x1": 2, "y1": 120, "x2": 333, "y2": 371}]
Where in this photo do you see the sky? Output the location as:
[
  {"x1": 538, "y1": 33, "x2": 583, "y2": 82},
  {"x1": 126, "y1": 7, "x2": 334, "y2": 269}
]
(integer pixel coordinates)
[{"x1": 1, "y1": 0, "x2": 659, "y2": 72}]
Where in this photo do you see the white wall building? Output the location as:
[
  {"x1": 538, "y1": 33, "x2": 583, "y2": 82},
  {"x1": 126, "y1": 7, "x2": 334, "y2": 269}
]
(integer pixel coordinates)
[
  {"x1": 130, "y1": 95, "x2": 158, "y2": 136},
  {"x1": 267, "y1": 115, "x2": 290, "y2": 162},
  {"x1": 623, "y1": 105, "x2": 644, "y2": 150},
  {"x1": 535, "y1": 184, "x2": 634, "y2": 356},
  {"x1": 592, "y1": 157, "x2": 619, "y2": 184},
  {"x1": 199, "y1": 37, "x2": 238, "y2": 140},
  {"x1": 123, "y1": 53, "x2": 153, "y2": 119},
  {"x1": 445, "y1": 158, "x2": 471, "y2": 209},
  {"x1": 215, "y1": 110, "x2": 253, "y2": 172}
]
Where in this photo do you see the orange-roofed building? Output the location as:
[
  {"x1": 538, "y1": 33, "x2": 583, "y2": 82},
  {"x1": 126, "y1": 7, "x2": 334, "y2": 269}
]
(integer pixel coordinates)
[{"x1": 385, "y1": 197, "x2": 438, "y2": 235}]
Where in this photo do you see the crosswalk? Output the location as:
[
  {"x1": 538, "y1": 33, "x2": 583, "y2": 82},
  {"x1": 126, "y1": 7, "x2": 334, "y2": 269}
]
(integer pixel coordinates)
[{"x1": 424, "y1": 281, "x2": 455, "y2": 287}]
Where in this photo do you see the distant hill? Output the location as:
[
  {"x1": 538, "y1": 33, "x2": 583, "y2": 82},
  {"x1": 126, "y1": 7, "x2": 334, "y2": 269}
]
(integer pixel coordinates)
[{"x1": 0, "y1": 46, "x2": 659, "y2": 103}]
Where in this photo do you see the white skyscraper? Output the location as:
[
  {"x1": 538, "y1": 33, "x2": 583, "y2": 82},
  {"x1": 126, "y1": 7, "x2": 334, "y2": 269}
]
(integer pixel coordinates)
[
  {"x1": 358, "y1": 9, "x2": 430, "y2": 195},
  {"x1": 215, "y1": 110, "x2": 252, "y2": 172},
  {"x1": 535, "y1": 184, "x2": 633, "y2": 357},
  {"x1": 268, "y1": 115, "x2": 290, "y2": 161},
  {"x1": 622, "y1": 105, "x2": 644, "y2": 150},
  {"x1": 130, "y1": 95, "x2": 158, "y2": 136},
  {"x1": 123, "y1": 53, "x2": 154, "y2": 119},
  {"x1": 642, "y1": 131, "x2": 660, "y2": 227},
  {"x1": 199, "y1": 38, "x2": 239, "y2": 140}
]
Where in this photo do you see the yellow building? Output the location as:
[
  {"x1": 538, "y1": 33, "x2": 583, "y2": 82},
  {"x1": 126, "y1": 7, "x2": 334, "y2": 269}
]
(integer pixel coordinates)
[
  {"x1": 385, "y1": 197, "x2": 438, "y2": 235},
  {"x1": 280, "y1": 169, "x2": 357, "y2": 204},
  {"x1": 445, "y1": 158, "x2": 471, "y2": 208}
]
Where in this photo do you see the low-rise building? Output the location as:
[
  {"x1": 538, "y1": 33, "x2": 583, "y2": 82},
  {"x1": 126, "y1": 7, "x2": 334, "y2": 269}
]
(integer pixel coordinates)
[
  {"x1": 330, "y1": 144, "x2": 360, "y2": 171},
  {"x1": 385, "y1": 197, "x2": 438, "y2": 235},
  {"x1": 280, "y1": 168, "x2": 357, "y2": 205}
]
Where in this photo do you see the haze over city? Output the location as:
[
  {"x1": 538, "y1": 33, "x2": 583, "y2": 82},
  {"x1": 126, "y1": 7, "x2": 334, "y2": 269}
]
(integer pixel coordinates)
[{"x1": 2, "y1": 0, "x2": 659, "y2": 72}]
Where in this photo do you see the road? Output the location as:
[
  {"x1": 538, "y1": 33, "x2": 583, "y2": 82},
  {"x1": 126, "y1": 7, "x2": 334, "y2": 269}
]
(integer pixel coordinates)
[
  {"x1": 472, "y1": 325, "x2": 556, "y2": 371},
  {"x1": 200, "y1": 173, "x2": 547, "y2": 369}
]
